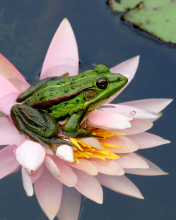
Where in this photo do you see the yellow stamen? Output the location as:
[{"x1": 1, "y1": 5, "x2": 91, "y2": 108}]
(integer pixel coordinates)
[
  {"x1": 75, "y1": 158, "x2": 80, "y2": 164},
  {"x1": 93, "y1": 128, "x2": 115, "y2": 138},
  {"x1": 77, "y1": 139, "x2": 92, "y2": 148},
  {"x1": 110, "y1": 131, "x2": 126, "y2": 135},
  {"x1": 71, "y1": 129, "x2": 121, "y2": 162},
  {"x1": 70, "y1": 137, "x2": 83, "y2": 150},
  {"x1": 100, "y1": 142, "x2": 121, "y2": 148}
]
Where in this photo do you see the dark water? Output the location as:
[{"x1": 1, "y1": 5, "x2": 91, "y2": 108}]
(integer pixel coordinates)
[{"x1": 0, "y1": 0, "x2": 175, "y2": 219}]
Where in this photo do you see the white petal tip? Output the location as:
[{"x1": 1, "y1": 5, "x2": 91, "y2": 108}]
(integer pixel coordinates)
[
  {"x1": 96, "y1": 198, "x2": 103, "y2": 204},
  {"x1": 123, "y1": 74, "x2": 130, "y2": 79},
  {"x1": 26, "y1": 191, "x2": 34, "y2": 197},
  {"x1": 164, "y1": 140, "x2": 171, "y2": 144},
  {"x1": 139, "y1": 195, "x2": 144, "y2": 199},
  {"x1": 120, "y1": 169, "x2": 125, "y2": 176},
  {"x1": 98, "y1": 200, "x2": 103, "y2": 204},
  {"x1": 56, "y1": 145, "x2": 74, "y2": 162},
  {"x1": 133, "y1": 191, "x2": 144, "y2": 200},
  {"x1": 163, "y1": 172, "x2": 169, "y2": 175}
]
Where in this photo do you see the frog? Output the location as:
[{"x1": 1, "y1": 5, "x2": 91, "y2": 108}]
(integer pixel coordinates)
[{"x1": 10, "y1": 64, "x2": 128, "y2": 154}]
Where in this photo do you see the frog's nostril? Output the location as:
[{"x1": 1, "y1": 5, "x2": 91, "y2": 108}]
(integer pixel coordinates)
[
  {"x1": 117, "y1": 78, "x2": 121, "y2": 82},
  {"x1": 47, "y1": 109, "x2": 52, "y2": 113}
]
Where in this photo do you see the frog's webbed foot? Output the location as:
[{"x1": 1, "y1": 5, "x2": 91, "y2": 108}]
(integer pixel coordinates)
[
  {"x1": 37, "y1": 136, "x2": 79, "y2": 153},
  {"x1": 63, "y1": 128, "x2": 103, "y2": 138}
]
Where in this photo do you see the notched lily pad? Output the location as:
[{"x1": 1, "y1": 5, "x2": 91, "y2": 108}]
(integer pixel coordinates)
[
  {"x1": 109, "y1": 0, "x2": 141, "y2": 12},
  {"x1": 109, "y1": 0, "x2": 176, "y2": 44}
]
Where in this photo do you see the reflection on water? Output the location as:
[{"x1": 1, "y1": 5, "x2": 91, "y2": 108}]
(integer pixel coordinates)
[{"x1": 0, "y1": 0, "x2": 175, "y2": 220}]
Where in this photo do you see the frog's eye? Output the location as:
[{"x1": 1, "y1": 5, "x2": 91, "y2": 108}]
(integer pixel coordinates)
[{"x1": 96, "y1": 77, "x2": 108, "y2": 89}]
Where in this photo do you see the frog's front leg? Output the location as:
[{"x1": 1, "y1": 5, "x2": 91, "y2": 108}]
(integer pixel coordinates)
[{"x1": 62, "y1": 112, "x2": 96, "y2": 138}]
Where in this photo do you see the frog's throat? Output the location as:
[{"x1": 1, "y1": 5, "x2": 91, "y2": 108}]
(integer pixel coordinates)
[
  {"x1": 27, "y1": 86, "x2": 92, "y2": 109},
  {"x1": 81, "y1": 97, "x2": 109, "y2": 127}
]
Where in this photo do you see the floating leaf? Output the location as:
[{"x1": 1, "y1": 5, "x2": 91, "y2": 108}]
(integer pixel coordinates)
[
  {"x1": 110, "y1": 0, "x2": 141, "y2": 12},
  {"x1": 109, "y1": 0, "x2": 176, "y2": 44}
]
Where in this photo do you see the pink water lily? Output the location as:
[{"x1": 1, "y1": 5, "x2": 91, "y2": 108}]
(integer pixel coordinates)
[{"x1": 0, "y1": 18, "x2": 172, "y2": 220}]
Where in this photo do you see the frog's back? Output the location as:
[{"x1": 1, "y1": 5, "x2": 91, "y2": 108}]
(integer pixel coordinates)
[{"x1": 23, "y1": 70, "x2": 96, "y2": 107}]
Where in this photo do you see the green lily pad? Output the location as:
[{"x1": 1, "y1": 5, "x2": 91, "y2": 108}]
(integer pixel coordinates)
[
  {"x1": 109, "y1": 0, "x2": 176, "y2": 44},
  {"x1": 110, "y1": 0, "x2": 141, "y2": 12}
]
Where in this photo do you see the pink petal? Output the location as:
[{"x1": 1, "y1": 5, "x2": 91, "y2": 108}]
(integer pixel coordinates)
[
  {"x1": 45, "y1": 156, "x2": 61, "y2": 177},
  {"x1": 21, "y1": 166, "x2": 34, "y2": 196},
  {"x1": 0, "y1": 117, "x2": 24, "y2": 146},
  {"x1": 107, "y1": 56, "x2": 139, "y2": 103},
  {"x1": 0, "y1": 74, "x2": 19, "y2": 99},
  {"x1": 97, "y1": 173, "x2": 144, "y2": 199},
  {"x1": 121, "y1": 99, "x2": 173, "y2": 114},
  {"x1": 88, "y1": 110, "x2": 132, "y2": 130},
  {"x1": 100, "y1": 135, "x2": 139, "y2": 153},
  {"x1": 15, "y1": 140, "x2": 46, "y2": 173},
  {"x1": 125, "y1": 154, "x2": 167, "y2": 176},
  {"x1": 30, "y1": 163, "x2": 45, "y2": 183},
  {"x1": 47, "y1": 155, "x2": 77, "y2": 187},
  {"x1": 114, "y1": 119, "x2": 153, "y2": 135},
  {"x1": 102, "y1": 104, "x2": 158, "y2": 120},
  {"x1": 115, "y1": 153, "x2": 149, "y2": 169},
  {"x1": 34, "y1": 167, "x2": 62, "y2": 220},
  {"x1": 57, "y1": 185, "x2": 81, "y2": 220},
  {"x1": 73, "y1": 168, "x2": 103, "y2": 204},
  {"x1": 0, "y1": 54, "x2": 30, "y2": 92},
  {"x1": 129, "y1": 132, "x2": 170, "y2": 149},
  {"x1": 41, "y1": 18, "x2": 79, "y2": 79},
  {"x1": 0, "y1": 92, "x2": 19, "y2": 115},
  {"x1": 0, "y1": 145, "x2": 19, "y2": 179},
  {"x1": 90, "y1": 159, "x2": 124, "y2": 176},
  {"x1": 67, "y1": 159, "x2": 98, "y2": 176}
]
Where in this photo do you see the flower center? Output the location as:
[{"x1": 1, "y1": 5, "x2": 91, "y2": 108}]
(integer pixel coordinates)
[{"x1": 70, "y1": 129, "x2": 123, "y2": 164}]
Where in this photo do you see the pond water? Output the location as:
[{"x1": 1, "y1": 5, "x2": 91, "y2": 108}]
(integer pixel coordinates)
[{"x1": 0, "y1": 0, "x2": 175, "y2": 219}]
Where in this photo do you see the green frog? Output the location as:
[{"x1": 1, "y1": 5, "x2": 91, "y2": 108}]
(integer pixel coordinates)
[{"x1": 10, "y1": 64, "x2": 128, "y2": 153}]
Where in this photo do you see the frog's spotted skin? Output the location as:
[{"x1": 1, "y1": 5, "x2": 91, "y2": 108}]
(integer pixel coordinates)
[{"x1": 10, "y1": 64, "x2": 128, "y2": 153}]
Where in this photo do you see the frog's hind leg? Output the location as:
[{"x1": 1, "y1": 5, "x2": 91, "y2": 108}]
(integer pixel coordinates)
[
  {"x1": 11, "y1": 104, "x2": 76, "y2": 153},
  {"x1": 14, "y1": 118, "x2": 75, "y2": 154}
]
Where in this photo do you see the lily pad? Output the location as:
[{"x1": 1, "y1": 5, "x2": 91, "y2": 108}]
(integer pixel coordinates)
[
  {"x1": 109, "y1": 0, "x2": 176, "y2": 44},
  {"x1": 110, "y1": 0, "x2": 141, "y2": 12}
]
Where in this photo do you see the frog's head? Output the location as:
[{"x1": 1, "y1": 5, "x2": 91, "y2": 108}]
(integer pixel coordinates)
[{"x1": 83, "y1": 64, "x2": 128, "y2": 110}]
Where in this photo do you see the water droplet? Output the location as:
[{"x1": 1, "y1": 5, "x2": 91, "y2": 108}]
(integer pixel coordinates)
[{"x1": 130, "y1": 111, "x2": 136, "y2": 116}]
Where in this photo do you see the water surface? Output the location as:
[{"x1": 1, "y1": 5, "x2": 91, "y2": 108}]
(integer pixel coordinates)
[{"x1": 0, "y1": 1, "x2": 175, "y2": 219}]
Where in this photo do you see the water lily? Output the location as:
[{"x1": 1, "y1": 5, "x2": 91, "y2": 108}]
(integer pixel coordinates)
[{"x1": 0, "y1": 18, "x2": 172, "y2": 220}]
